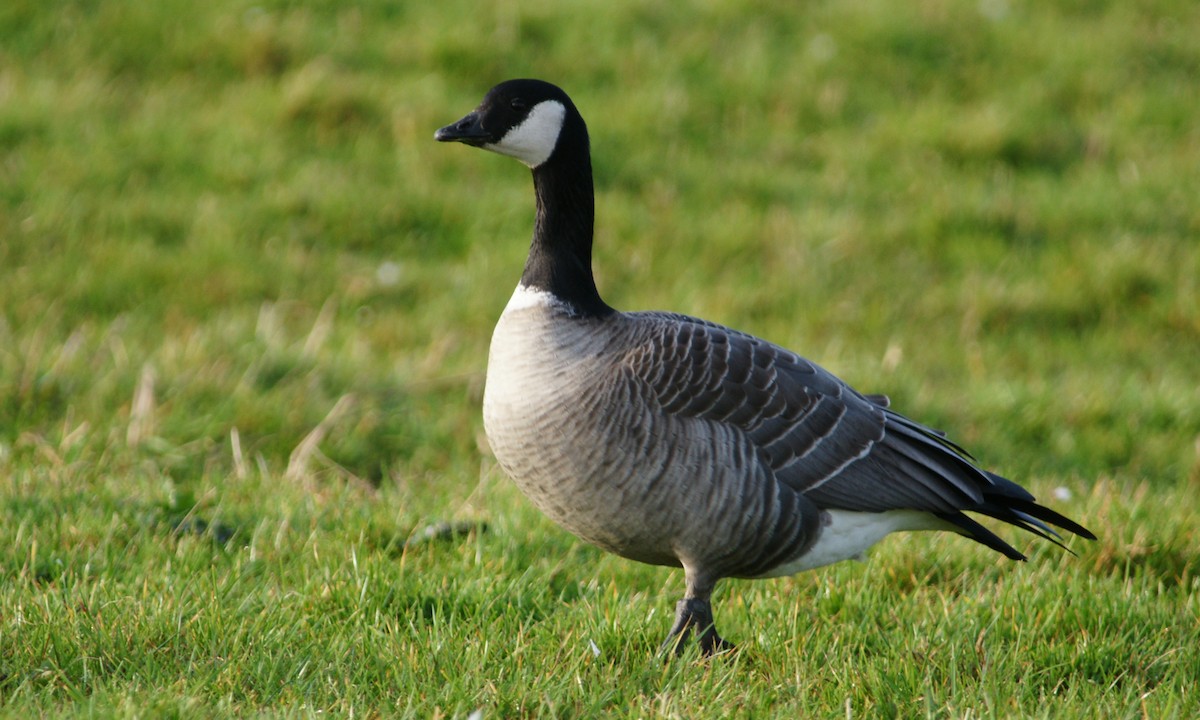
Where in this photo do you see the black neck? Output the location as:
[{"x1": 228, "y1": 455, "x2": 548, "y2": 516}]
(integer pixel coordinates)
[{"x1": 519, "y1": 126, "x2": 613, "y2": 318}]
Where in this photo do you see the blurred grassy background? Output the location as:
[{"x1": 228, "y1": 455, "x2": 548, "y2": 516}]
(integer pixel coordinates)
[
  {"x1": 2, "y1": 0, "x2": 1196, "y2": 485},
  {"x1": 2, "y1": 0, "x2": 1198, "y2": 716}
]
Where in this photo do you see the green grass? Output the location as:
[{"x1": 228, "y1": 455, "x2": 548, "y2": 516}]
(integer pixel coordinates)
[{"x1": 2, "y1": 0, "x2": 1199, "y2": 716}]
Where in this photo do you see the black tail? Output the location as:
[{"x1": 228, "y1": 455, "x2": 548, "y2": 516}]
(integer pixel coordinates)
[{"x1": 937, "y1": 471, "x2": 1096, "y2": 560}]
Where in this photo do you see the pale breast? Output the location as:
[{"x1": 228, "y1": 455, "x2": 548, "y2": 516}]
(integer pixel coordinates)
[
  {"x1": 481, "y1": 287, "x2": 821, "y2": 575},
  {"x1": 482, "y1": 290, "x2": 687, "y2": 564}
]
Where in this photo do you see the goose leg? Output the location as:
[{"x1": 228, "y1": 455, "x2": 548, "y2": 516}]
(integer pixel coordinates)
[
  {"x1": 660, "y1": 571, "x2": 735, "y2": 656},
  {"x1": 661, "y1": 597, "x2": 735, "y2": 656}
]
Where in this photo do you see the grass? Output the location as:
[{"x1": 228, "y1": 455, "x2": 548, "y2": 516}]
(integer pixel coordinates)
[{"x1": 2, "y1": 0, "x2": 1198, "y2": 716}]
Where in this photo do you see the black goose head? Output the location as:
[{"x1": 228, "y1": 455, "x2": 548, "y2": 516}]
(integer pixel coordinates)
[
  {"x1": 436, "y1": 79, "x2": 608, "y2": 316},
  {"x1": 434, "y1": 79, "x2": 583, "y2": 169}
]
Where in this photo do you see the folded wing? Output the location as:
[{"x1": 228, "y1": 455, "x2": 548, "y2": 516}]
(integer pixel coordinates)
[{"x1": 622, "y1": 312, "x2": 1095, "y2": 556}]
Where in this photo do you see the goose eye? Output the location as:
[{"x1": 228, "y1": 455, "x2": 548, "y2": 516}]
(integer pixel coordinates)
[{"x1": 510, "y1": 98, "x2": 527, "y2": 111}]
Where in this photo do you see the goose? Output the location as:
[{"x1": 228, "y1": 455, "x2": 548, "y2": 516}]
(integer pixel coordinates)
[{"x1": 434, "y1": 79, "x2": 1095, "y2": 655}]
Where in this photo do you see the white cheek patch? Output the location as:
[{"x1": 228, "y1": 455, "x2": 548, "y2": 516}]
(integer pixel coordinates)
[{"x1": 486, "y1": 100, "x2": 566, "y2": 168}]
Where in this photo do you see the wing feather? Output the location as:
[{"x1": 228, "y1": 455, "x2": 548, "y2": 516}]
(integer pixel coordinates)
[
  {"x1": 625, "y1": 313, "x2": 1005, "y2": 514},
  {"x1": 617, "y1": 311, "x2": 1093, "y2": 551}
]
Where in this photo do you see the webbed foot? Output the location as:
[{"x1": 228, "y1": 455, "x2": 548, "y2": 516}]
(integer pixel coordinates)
[{"x1": 660, "y1": 597, "x2": 736, "y2": 656}]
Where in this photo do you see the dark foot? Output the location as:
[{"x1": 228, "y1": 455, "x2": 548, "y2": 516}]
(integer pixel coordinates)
[{"x1": 660, "y1": 598, "x2": 736, "y2": 656}]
